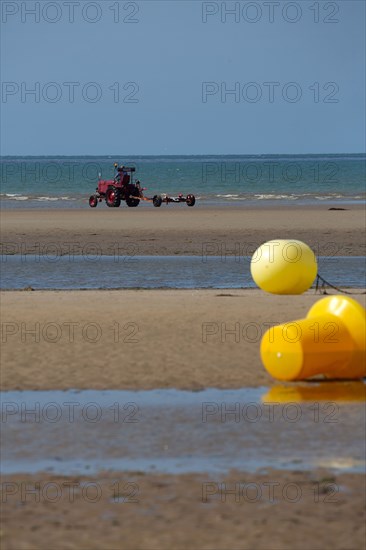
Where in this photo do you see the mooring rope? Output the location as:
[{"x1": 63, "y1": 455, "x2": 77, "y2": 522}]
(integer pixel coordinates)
[{"x1": 315, "y1": 274, "x2": 366, "y2": 295}]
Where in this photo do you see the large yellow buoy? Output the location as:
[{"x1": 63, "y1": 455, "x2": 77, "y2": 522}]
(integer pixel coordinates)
[
  {"x1": 260, "y1": 296, "x2": 366, "y2": 381},
  {"x1": 250, "y1": 239, "x2": 317, "y2": 294}
]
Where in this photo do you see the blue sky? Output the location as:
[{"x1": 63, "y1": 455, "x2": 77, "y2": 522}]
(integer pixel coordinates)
[{"x1": 1, "y1": 0, "x2": 365, "y2": 154}]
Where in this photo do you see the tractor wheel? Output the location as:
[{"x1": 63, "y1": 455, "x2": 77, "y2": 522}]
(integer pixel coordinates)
[
  {"x1": 186, "y1": 194, "x2": 196, "y2": 207},
  {"x1": 106, "y1": 186, "x2": 121, "y2": 207},
  {"x1": 89, "y1": 195, "x2": 98, "y2": 208},
  {"x1": 126, "y1": 185, "x2": 140, "y2": 207},
  {"x1": 126, "y1": 197, "x2": 140, "y2": 207},
  {"x1": 153, "y1": 195, "x2": 163, "y2": 207}
]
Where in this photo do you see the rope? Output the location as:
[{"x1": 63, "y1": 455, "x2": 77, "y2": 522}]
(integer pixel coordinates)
[{"x1": 315, "y1": 274, "x2": 366, "y2": 296}]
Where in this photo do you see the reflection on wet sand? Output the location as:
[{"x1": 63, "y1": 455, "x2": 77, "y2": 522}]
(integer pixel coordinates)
[{"x1": 262, "y1": 381, "x2": 366, "y2": 403}]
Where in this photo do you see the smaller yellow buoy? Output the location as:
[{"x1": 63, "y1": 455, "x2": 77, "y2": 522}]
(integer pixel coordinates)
[
  {"x1": 260, "y1": 296, "x2": 366, "y2": 381},
  {"x1": 250, "y1": 239, "x2": 317, "y2": 294}
]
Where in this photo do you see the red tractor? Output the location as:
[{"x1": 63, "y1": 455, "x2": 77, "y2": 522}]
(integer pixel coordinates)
[{"x1": 89, "y1": 163, "x2": 196, "y2": 208}]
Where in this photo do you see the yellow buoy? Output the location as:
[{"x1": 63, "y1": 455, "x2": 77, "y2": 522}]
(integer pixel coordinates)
[
  {"x1": 260, "y1": 296, "x2": 366, "y2": 381},
  {"x1": 250, "y1": 239, "x2": 317, "y2": 294}
]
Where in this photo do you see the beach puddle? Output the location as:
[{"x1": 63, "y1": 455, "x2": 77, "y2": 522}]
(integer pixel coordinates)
[
  {"x1": 1, "y1": 384, "x2": 365, "y2": 475},
  {"x1": 1, "y1": 255, "x2": 365, "y2": 290}
]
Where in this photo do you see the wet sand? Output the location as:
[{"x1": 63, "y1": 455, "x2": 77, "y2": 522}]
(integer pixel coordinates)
[
  {"x1": 2, "y1": 289, "x2": 365, "y2": 391},
  {"x1": 1, "y1": 205, "x2": 365, "y2": 256},
  {"x1": 1, "y1": 469, "x2": 365, "y2": 550}
]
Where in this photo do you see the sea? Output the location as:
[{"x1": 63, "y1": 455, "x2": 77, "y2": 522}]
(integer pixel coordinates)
[{"x1": 1, "y1": 154, "x2": 365, "y2": 208}]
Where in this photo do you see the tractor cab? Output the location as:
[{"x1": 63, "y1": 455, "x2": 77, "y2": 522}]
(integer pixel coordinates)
[{"x1": 114, "y1": 164, "x2": 135, "y2": 186}]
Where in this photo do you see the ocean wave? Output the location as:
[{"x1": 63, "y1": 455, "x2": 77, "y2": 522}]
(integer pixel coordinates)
[
  {"x1": 254, "y1": 194, "x2": 298, "y2": 200},
  {"x1": 0, "y1": 193, "x2": 29, "y2": 201},
  {"x1": 211, "y1": 192, "x2": 364, "y2": 201},
  {"x1": 314, "y1": 195, "x2": 343, "y2": 200},
  {"x1": 1, "y1": 194, "x2": 80, "y2": 202},
  {"x1": 216, "y1": 195, "x2": 239, "y2": 199},
  {"x1": 35, "y1": 197, "x2": 59, "y2": 202}
]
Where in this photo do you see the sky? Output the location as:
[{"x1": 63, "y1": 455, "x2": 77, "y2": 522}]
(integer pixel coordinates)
[{"x1": 0, "y1": 0, "x2": 365, "y2": 155}]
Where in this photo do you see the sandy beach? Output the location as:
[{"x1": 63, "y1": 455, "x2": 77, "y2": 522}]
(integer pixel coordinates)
[
  {"x1": 1, "y1": 289, "x2": 364, "y2": 391},
  {"x1": 1, "y1": 204, "x2": 365, "y2": 550},
  {"x1": 1, "y1": 205, "x2": 365, "y2": 257},
  {"x1": 2, "y1": 203, "x2": 364, "y2": 390}
]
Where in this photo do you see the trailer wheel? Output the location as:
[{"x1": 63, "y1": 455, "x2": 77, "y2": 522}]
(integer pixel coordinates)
[
  {"x1": 106, "y1": 186, "x2": 121, "y2": 207},
  {"x1": 186, "y1": 194, "x2": 196, "y2": 207},
  {"x1": 89, "y1": 195, "x2": 98, "y2": 208},
  {"x1": 153, "y1": 195, "x2": 163, "y2": 207}
]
